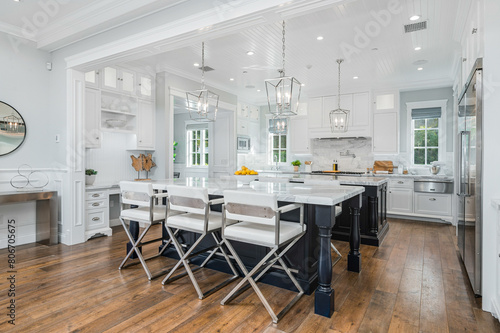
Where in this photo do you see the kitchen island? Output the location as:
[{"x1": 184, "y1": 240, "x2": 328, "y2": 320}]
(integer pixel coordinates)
[{"x1": 148, "y1": 178, "x2": 364, "y2": 318}]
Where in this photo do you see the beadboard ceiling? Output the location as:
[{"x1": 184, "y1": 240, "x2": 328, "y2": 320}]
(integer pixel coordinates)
[{"x1": 129, "y1": 0, "x2": 472, "y2": 104}]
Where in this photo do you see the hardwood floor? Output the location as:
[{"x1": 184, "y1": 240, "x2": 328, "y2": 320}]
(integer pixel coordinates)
[{"x1": 1, "y1": 219, "x2": 499, "y2": 332}]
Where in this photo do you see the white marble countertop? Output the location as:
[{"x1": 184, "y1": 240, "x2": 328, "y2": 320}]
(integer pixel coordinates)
[
  {"x1": 149, "y1": 177, "x2": 365, "y2": 206},
  {"x1": 85, "y1": 183, "x2": 119, "y2": 190},
  {"x1": 259, "y1": 174, "x2": 388, "y2": 186}
]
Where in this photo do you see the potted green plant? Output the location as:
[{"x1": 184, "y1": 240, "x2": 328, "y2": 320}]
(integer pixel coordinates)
[
  {"x1": 291, "y1": 160, "x2": 301, "y2": 172},
  {"x1": 85, "y1": 169, "x2": 98, "y2": 185}
]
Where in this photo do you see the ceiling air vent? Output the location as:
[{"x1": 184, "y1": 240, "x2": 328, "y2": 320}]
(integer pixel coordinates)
[
  {"x1": 198, "y1": 66, "x2": 214, "y2": 72},
  {"x1": 404, "y1": 21, "x2": 427, "y2": 33}
]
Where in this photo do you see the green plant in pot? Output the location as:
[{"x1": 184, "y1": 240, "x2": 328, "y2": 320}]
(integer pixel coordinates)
[
  {"x1": 291, "y1": 160, "x2": 301, "y2": 172},
  {"x1": 85, "y1": 169, "x2": 98, "y2": 185}
]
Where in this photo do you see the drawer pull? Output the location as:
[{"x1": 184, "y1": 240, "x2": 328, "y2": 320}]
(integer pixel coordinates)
[
  {"x1": 92, "y1": 202, "x2": 100, "y2": 207},
  {"x1": 92, "y1": 217, "x2": 100, "y2": 221},
  {"x1": 92, "y1": 194, "x2": 100, "y2": 198},
  {"x1": 397, "y1": 181, "x2": 404, "y2": 184},
  {"x1": 429, "y1": 198, "x2": 436, "y2": 201}
]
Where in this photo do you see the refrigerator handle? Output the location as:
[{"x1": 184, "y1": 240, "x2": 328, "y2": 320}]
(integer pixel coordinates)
[{"x1": 457, "y1": 131, "x2": 464, "y2": 196}]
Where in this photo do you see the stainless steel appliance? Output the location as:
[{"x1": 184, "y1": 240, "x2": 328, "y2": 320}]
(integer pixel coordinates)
[{"x1": 457, "y1": 58, "x2": 482, "y2": 296}]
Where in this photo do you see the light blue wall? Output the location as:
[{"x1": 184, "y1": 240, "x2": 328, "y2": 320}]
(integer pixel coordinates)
[{"x1": 399, "y1": 87, "x2": 454, "y2": 153}]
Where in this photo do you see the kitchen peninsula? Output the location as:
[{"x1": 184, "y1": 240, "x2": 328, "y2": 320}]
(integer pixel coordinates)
[{"x1": 149, "y1": 178, "x2": 364, "y2": 317}]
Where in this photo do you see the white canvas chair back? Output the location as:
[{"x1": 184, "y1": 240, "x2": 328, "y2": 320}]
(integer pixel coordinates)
[
  {"x1": 119, "y1": 181, "x2": 154, "y2": 207},
  {"x1": 223, "y1": 190, "x2": 278, "y2": 226},
  {"x1": 167, "y1": 185, "x2": 209, "y2": 215}
]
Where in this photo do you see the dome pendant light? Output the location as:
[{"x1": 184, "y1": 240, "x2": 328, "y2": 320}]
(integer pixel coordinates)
[
  {"x1": 186, "y1": 42, "x2": 219, "y2": 122},
  {"x1": 329, "y1": 59, "x2": 349, "y2": 132},
  {"x1": 265, "y1": 21, "x2": 302, "y2": 117}
]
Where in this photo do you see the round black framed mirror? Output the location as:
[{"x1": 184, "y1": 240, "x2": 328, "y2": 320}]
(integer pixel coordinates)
[{"x1": 0, "y1": 101, "x2": 26, "y2": 156}]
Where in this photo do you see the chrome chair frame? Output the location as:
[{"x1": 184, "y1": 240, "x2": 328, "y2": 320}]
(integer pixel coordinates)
[
  {"x1": 162, "y1": 188, "x2": 239, "y2": 300},
  {"x1": 220, "y1": 193, "x2": 306, "y2": 324}
]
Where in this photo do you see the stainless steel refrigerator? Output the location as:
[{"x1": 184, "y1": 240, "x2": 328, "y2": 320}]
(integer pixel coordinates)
[{"x1": 457, "y1": 58, "x2": 482, "y2": 296}]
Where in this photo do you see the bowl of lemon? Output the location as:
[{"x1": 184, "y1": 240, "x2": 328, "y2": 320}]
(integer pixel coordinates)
[{"x1": 234, "y1": 166, "x2": 258, "y2": 184}]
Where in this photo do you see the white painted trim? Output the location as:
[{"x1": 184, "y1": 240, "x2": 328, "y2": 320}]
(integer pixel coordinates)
[
  {"x1": 0, "y1": 168, "x2": 68, "y2": 173},
  {"x1": 491, "y1": 298, "x2": 500, "y2": 320},
  {"x1": 0, "y1": 21, "x2": 37, "y2": 42},
  {"x1": 406, "y1": 99, "x2": 448, "y2": 166}
]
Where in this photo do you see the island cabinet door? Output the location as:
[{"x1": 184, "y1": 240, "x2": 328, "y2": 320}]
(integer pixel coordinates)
[{"x1": 378, "y1": 183, "x2": 387, "y2": 231}]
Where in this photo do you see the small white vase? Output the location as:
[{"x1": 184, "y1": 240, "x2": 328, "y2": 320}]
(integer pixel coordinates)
[{"x1": 85, "y1": 175, "x2": 96, "y2": 185}]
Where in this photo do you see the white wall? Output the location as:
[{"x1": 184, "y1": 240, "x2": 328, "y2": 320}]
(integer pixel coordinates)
[{"x1": 481, "y1": 0, "x2": 500, "y2": 316}]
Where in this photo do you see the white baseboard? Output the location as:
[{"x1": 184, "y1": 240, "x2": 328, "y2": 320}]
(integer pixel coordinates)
[{"x1": 491, "y1": 298, "x2": 500, "y2": 321}]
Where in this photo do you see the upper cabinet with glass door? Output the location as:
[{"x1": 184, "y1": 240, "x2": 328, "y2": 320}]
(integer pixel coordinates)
[{"x1": 101, "y1": 66, "x2": 136, "y2": 94}]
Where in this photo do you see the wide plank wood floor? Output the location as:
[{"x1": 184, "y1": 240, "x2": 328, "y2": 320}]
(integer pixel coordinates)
[{"x1": 1, "y1": 219, "x2": 499, "y2": 332}]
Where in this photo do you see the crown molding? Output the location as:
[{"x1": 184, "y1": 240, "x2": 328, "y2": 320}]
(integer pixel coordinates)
[{"x1": 0, "y1": 21, "x2": 36, "y2": 42}]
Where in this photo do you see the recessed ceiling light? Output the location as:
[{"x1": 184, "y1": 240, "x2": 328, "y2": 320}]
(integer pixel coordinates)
[
  {"x1": 301, "y1": 83, "x2": 305, "y2": 86},
  {"x1": 353, "y1": 76, "x2": 359, "y2": 79},
  {"x1": 13, "y1": 0, "x2": 21, "y2": 2},
  {"x1": 316, "y1": 36, "x2": 324, "y2": 41},
  {"x1": 229, "y1": 78, "x2": 234, "y2": 81},
  {"x1": 417, "y1": 67, "x2": 423, "y2": 71},
  {"x1": 193, "y1": 63, "x2": 199, "y2": 67},
  {"x1": 257, "y1": 89, "x2": 261, "y2": 92},
  {"x1": 410, "y1": 15, "x2": 421, "y2": 21},
  {"x1": 414, "y1": 46, "x2": 422, "y2": 51},
  {"x1": 246, "y1": 51, "x2": 255, "y2": 56}
]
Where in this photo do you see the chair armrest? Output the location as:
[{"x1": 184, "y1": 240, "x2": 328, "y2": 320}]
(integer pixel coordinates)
[
  {"x1": 208, "y1": 197, "x2": 224, "y2": 205},
  {"x1": 154, "y1": 192, "x2": 169, "y2": 199},
  {"x1": 278, "y1": 203, "x2": 302, "y2": 214}
]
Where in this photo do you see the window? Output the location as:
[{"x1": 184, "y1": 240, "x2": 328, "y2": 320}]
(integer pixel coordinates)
[
  {"x1": 413, "y1": 118, "x2": 439, "y2": 165},
  {"x1": 270, "y1": 133, "x2": 287, "y2": 163},
  {"x1": 187, "y1": 126, "x2": 209, "y2": 167},
  {"x1": 407, "y1": 100, "x2": 447, "y2": 166}
]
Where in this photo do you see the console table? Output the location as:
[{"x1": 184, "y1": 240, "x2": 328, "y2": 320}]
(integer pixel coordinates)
[{"x1": 0, "y1": 191, "x2": 58, "y2": 245}]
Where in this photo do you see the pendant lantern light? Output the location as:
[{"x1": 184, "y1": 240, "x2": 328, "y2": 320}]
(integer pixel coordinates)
[
  {"x1": 269, "y1": 115, "x2": 288, "y2": 135},
  {"x1": 186, "y1": 42, "x2": 219, "y2": 122},
  {"x1": 265, "y1": 21, "x2": 302, "y2": 117},
  {"x1": 329, "y1": 59, "x2": 349, "y2": 132}
]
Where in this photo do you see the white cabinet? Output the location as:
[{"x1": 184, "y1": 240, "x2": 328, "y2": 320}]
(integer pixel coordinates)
[
  {"x1": 308, "y1": 91, "x2": 371, "y2": 138},
  {"x1": 461, "y1": 1, "x2": 483, "y2": 86},
  {"x1": 373, "y1": 111, "x2": 398, "y2": 154},
  {"x1": 387, "y1": 178, "x2": 413, "y2": 214},
  {"x1": 373, "y1": 91, "x2": 399, "y2": 154},
  {"x1": 289, "y1": 116, "x2": 309, "y2": 154},
  {"x1": 137, "y1": 73, "x2": 154, "y2": 98},
  {"x1": 85, "y1": 70, "x2": 100, "y2": 89},
  {"x1": 102, "y1": 66, "x2": 136, "y2": 94},
  {"x1": 248, "y1": 105, "x2": 260, "y2": 121},
  {"x1": 238, "y1": 103, "x2": 249, "y2": 118},
  {"x1": 85, "y1": 189, "x2": 112, "y2": 241},
  {"x1": 136, "y1": 99, "x2": 155, "y2": 150},
  {"x1": 414, "y1": 193, "x2": 452, "y2": 216},
  {"x1": 388, "y1": 188, "x2": 413, "y2": 214},
  {"x1": 237, "y1": 118, "x2": 249, "y2": 136},
  {"x1": 248, "y1": 121, "x2": 260, "y2": 153},
  {"x1": 84, "y1": 88, "x2": 101, "y2": 148}
]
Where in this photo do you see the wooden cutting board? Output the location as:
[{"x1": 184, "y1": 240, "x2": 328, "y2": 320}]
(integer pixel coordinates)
[{"x1": 373, "y1": 160, "x2": 394, "y2": 173}]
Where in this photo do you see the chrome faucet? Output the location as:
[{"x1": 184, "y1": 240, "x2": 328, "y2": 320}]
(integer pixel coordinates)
[{"x1": 272, "y1": 156, "x2": 280, "y2": 171}]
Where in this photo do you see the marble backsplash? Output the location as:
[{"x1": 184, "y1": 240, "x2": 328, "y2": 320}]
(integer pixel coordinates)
[{"x1": 310, "y1": 137, "x2": 374, "y2": 171}]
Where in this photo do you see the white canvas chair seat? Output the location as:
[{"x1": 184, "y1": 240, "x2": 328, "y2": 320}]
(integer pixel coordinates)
[
  {"x1": 162, "y1": 185, "x2": 238, "y2": 300},
  {"x1": 118, "y1": 181, "x2": 173, "y2": 281},
  {"x1": 224, "y1": 220, "x2": 306, "y2": 247},
  {"x1": 220, "y1": 190, "x2": 306, "y2": 324},
  {"x1": 120, "y1": 206, "x2": 167, "y2": 222},
  {"x1": 166, "y1": 212, "x2": 226, "y2": 232}
]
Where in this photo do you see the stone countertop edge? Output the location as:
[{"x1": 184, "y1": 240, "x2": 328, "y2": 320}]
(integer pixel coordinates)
[
  {"x1": 256, "y1": 170, "x2": 453, "y2": 181},
  {"x1": 86, "y1": 183, "x2": 119, "y2": 190}
]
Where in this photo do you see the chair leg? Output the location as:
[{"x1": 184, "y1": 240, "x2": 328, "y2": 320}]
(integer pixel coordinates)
[
  {"x1": 330, "y1": 242, "x2": 342, "y2": 267},
  {"x1": 119, "y1": 218, "x2": 154, "y2": 280}
]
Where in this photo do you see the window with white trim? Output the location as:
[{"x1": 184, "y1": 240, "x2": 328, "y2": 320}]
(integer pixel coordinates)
[
  {"x1": 267, "y1": 117, "x2": 288, "y2": 164},
  {"x1": 186, "y1": 124, "x2": 209, "y2": 167},
  {"x1": 408, "y1": 100, "x2": 447, "y2": 166}
]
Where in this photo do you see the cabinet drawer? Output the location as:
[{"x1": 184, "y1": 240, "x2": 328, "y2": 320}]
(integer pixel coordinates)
[
  {"x1": 414, "y1": 193, "x2": 452, "y2": 216},
  {"x1": 86, "y1": 199, "x2": 108, "y2": 210},
  {"x1": 388, "y1": 178, "x2": 413, "y2": 188},
  {"x1": 86, "y1": 210, "x2": 106, "y2": 230},
  {"x1": 86, "y1": 191, "x2": 107, "y2": 200}
]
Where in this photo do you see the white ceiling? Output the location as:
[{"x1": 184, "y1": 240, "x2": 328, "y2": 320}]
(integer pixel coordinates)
[
  {"x1": 0, "y1": 0, "x2": 186, "y2": 50},
  {"x1": 128, "y1": 0, "x2": 472, "y2": 104},
  {"x1": 0, "y1": 0, "x2": 473, "y2": 104}
]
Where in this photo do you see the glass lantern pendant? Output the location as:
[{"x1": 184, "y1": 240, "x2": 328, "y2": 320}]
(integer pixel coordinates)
[
  {"x1": 186, "y1": 42, "x2": 219, "y2": 122},
  {"x1": 269, "y1": 115, "x2": 288, "y2": 135},
  {"x1": 329, "y1": 59, "x2": 350, "y2": 133},
  {"x1": 265, "y1": 21, "x2": 302, "y2": 116}
]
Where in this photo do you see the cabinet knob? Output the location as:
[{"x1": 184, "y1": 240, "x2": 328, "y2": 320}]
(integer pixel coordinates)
[
  {"x1": 96, "y1": 137, "x2": 99, "y2": 140},
  {"x1": 429, "y1": 198, "x2": 436, "y2": 201}
]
